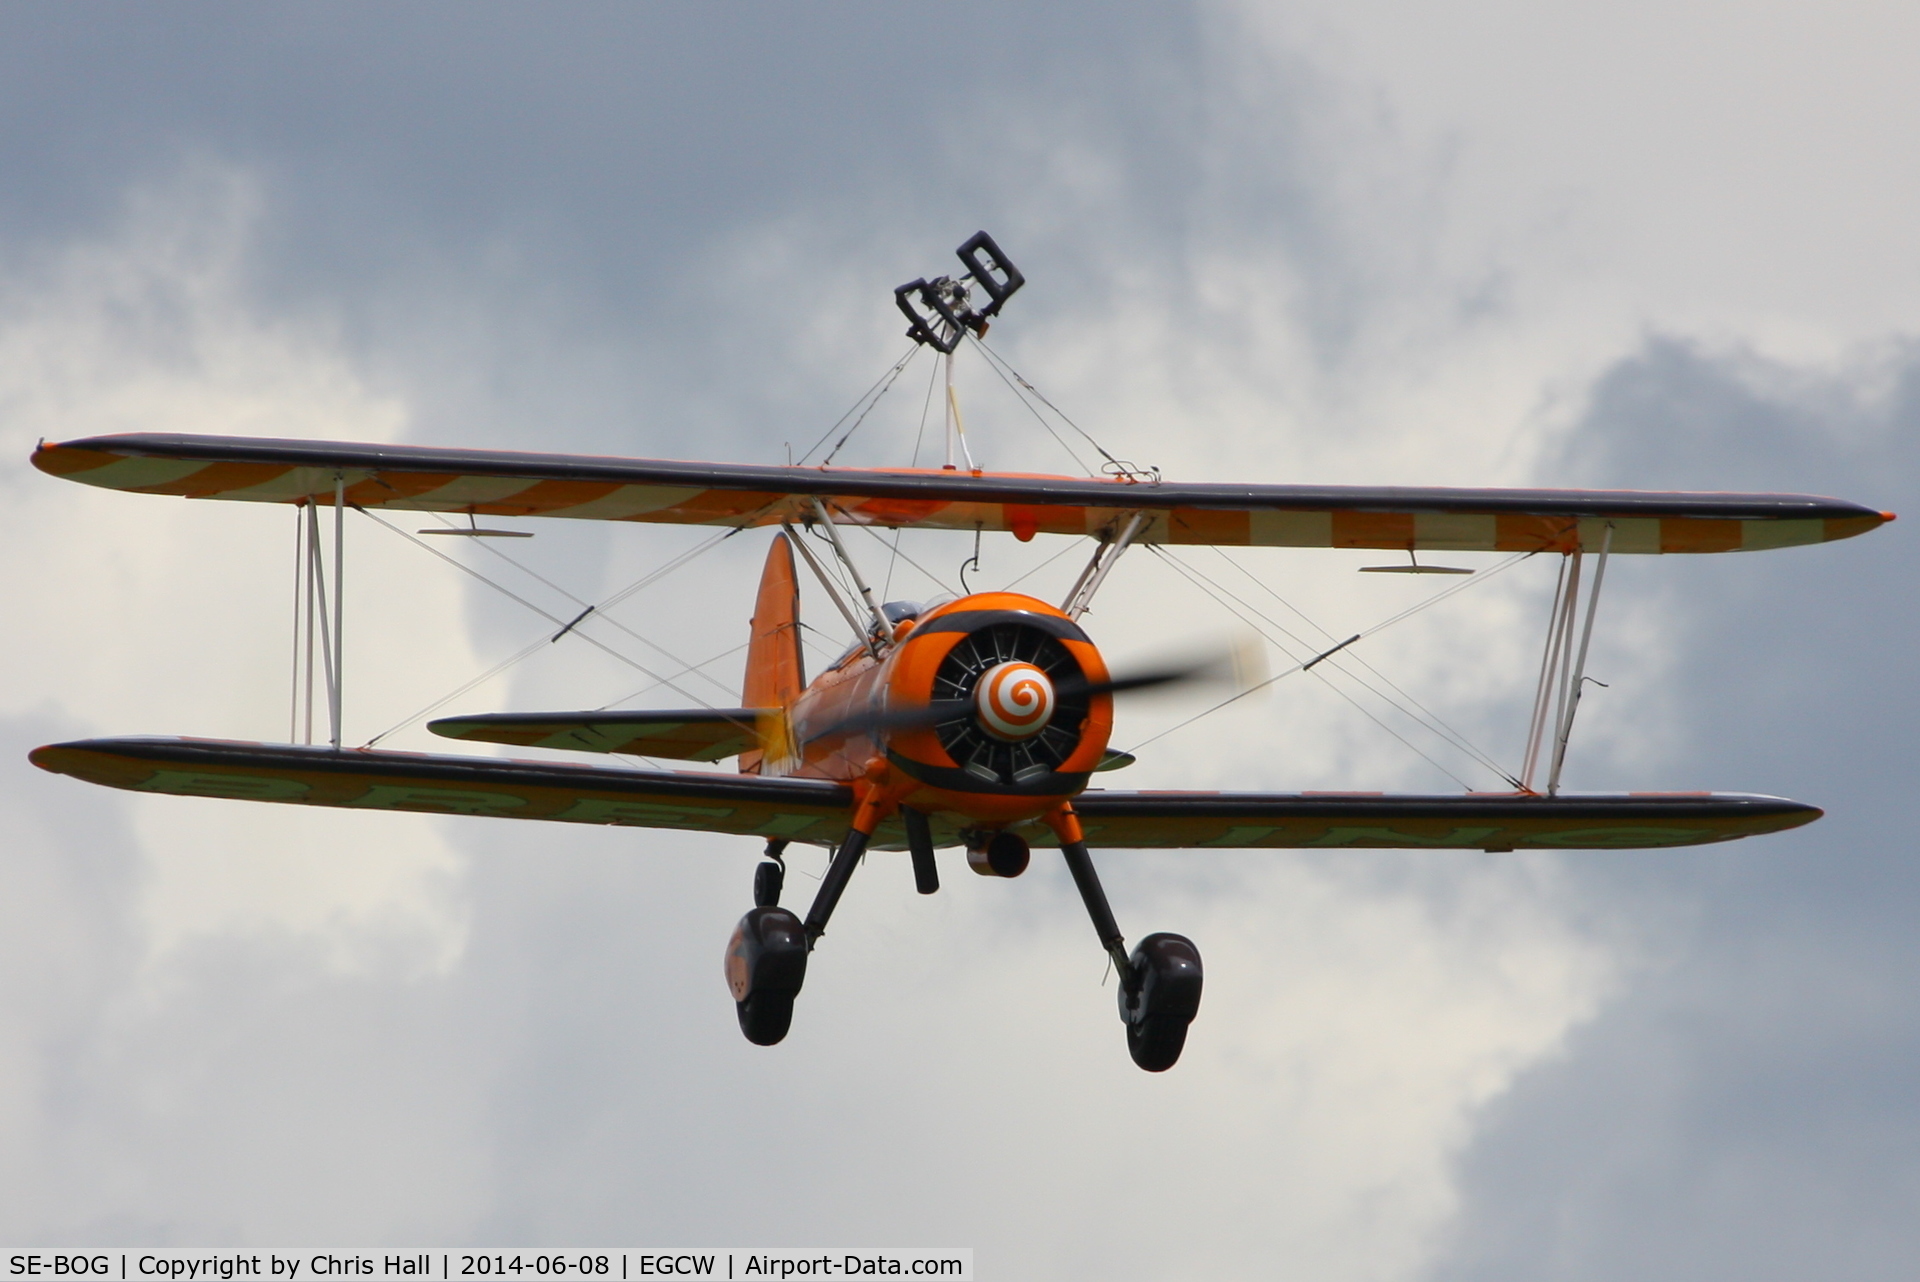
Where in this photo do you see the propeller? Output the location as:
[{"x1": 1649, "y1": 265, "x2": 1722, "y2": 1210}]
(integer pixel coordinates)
[{"x1": 809, "y1": 648, "x2": 1244, "y2": 743}]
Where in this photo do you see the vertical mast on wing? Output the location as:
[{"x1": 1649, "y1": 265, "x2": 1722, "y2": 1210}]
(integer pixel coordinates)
[{"x1": 740, "y1": 536, "x2": 805, "y2": 774}]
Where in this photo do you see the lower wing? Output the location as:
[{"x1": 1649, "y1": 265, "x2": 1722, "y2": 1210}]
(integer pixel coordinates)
[
  {"x1": 1064, "y1": 788, "x2": 1817, "y2": 849},
  {"x1": 30, "y1": 737, "x2": 850, "y2": 842},
  {"x1": 31, "y1": 737, "x2": 1817, "y2": 851}
]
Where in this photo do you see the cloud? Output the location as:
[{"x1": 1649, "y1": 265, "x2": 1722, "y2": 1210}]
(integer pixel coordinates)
[
  {"x1": 0, "y1": 165, "x2": 476, "y2": 973},
  {"x1": 0, "y1": 159, "x2": 1620, "y2": 1276},
  {"x1": 1428, "y1": 336, "x2": 1919, "y2": 1281},
  {"x1": 1, "y1": 4, "x2": 1912, "y2": 1278}
]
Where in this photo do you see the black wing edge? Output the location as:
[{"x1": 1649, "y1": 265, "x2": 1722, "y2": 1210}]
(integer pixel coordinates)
[
  {"x1": 28, "y1": 736, "x2": 851, "y2": 840},
  {"x1": 1061, "y1": 789, "x2": 1823, "y2": 849}
]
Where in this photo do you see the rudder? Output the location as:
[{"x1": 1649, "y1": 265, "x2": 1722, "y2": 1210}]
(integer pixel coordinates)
[{"x1": 740, "y1": 535, "x2": 804, "y2": 772}]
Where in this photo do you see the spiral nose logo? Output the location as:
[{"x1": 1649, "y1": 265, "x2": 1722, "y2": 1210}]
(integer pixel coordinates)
[{"x1": 974, "y1": 661, "x2": 1056, "y2": 741}]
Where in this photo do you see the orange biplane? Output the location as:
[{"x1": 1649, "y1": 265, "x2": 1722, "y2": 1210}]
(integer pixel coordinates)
[{"x1": 28, "y1": 234, "x2": 1894, "y2": 1070}]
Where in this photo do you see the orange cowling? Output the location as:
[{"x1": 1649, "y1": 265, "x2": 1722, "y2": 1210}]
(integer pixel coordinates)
[
  {"x1": 739, "y1": 536, "x2": 805, "y2": 774},
  {"x1": 880, "y1": 591, "x2": 1114, "y2": 828}
]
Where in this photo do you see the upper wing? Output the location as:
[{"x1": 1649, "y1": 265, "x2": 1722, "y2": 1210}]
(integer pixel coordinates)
[
  {"x1": 31, "y1": 737, "x2": 852, "y2": 842},
  {"x1": 31, "y1": 737, "x2": 1818, "y2": 850},
  {"x1": 428, "y1": 708, "x2": 768, "y2": 761},
  {"x1": 1056, "y1": 789, "x2": 1819, "y2": 849},
  {"x1": 32, "y1": 433, "x2": 1891, "y2": 553}
]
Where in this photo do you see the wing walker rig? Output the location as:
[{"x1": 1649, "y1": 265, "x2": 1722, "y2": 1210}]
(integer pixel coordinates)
[{"x1": 29, "y1": 233, "x2": 1894, "y2": 1070}]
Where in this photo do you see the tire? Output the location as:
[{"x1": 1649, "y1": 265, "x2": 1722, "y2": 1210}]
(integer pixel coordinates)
[
  {"x1": 724, "y1": 907, "x2": 807, "y2": 1045},
  {"x1": 737, "y1": 992, "x2": 796, "y2": 1046},
  {"x1": 1127, "y1": 1015, "x2": 1190, "y2": 1072},
  {"x1": 1118, "y1": 932, "x2": 1203, "y2": 1072}
]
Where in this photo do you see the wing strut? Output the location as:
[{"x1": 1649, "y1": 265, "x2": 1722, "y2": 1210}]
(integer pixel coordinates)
[
  {"x1": 291, "y1": 479, "x2": 350, "y2": 749},
  {"x1": 1062, "y1": 511, "x2": 1148, "y2": 619},
  {"x1": 943, "y1": 348, "x2": 976, "y2": 472},
  {"x1": 808, "y1": 497, "x2": 892, "y2": 647},
  {"x1": 1522, "y1": 523, "x2": 1614, "y2": 794},
  {"x1": 782, "y1": 520, "x2": 880, "y2": 659},
  {"x1": 1547, "y1": 522, "x2": 1613, "y2": 794}
]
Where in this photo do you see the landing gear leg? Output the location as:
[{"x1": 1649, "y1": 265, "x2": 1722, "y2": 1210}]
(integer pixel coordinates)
[
  {"x1": 724, "y1": 819, "x2": 881, "y2": 1047},
  {"x1": 1052, "y1": 808, "x2": 1203, "y2": 1073},
  {"x1": 802, "y1": 825, "x2": 874, "y2": 945},
  {"x1": 1060, "y1": 840, "x2": 1133, "y2": 982},
  {"x1": 727, "y1": 775, "x2": 900, "y2": 1048}
]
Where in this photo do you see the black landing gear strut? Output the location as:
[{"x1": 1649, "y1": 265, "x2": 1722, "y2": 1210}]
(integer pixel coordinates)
[
  {"x1": 1059, "y1": 836, "x2": 1204, "y2": 1072},
  {"x1": 725, "y1": 822, "x2": 881, "y2": 1047}
]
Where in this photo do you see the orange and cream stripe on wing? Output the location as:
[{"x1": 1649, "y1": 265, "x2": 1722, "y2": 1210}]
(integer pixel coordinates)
[{"x1": 32, "y1": 435, "x2": 1893, "y2": 554}]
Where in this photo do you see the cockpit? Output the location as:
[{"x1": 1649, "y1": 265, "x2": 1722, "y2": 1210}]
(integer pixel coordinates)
[{"x1": 824, "y1": 600, "x2": 925, "y2": 671}]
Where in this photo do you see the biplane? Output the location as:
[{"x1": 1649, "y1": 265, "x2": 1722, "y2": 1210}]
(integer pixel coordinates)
[{"x1": 28, "y1": 233, "x2": 1893, "y2": 1070}]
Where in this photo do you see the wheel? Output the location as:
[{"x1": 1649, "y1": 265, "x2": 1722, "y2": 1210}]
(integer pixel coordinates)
[
  {"x1": 736, "y1": 991, "x2": 795, "y2": 1045},
  {"x1": 1117, "y1": 932, "x2": 1203, "y2": 1072},
  {"x1": 724, "y1": 906, "x2": 808, "y2": 1045},
  {"x1": 1126, "y1": 1014, "x2": 1190, "y2": 1073},
  {"x1": 753, "y1": 859, "x2": 784, "y2": 907}
]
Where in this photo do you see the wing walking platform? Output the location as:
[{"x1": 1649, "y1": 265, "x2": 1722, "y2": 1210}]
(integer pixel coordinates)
[
  {"x1": 32, "y1": 433, "x2": 1892, "y2": 553},
  {"x1": 31, "y1": 737, "x2": 1820, "y2": 851}
]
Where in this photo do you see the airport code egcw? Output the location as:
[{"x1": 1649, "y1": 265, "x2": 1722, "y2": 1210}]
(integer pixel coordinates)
[{"x1": 5, "y1": 1254, "x2": 972, "y2": 1281}]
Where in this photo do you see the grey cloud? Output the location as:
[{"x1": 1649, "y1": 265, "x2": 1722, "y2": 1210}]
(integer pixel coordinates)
[
  {"x1": 8, "y1": 6, "x2": 1916, "y2": 1277},
  {"x1": 1430, "y1": 338, "x2": 1920, "y2": 1282}
]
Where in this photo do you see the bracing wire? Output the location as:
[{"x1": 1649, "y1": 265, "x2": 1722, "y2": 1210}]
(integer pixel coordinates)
[
  {"x1": 1135, "y1": 548, "x2": 1484, "y2": 788},
  {"x1": 1161, "y1": 546, "x2": 1529, "y2": 782},
  {"x1": 884, "y1": 356, "x2": 947, "y2": 599},
  {"x1": 363, "y1": 631, "x2": 558, "y2": 748},
  {"x1": 964, "y1": 335, "x2": 1099, "y2": 476},
  {"x1": 855, "y1": 521, "x2": 959, "y2": 596},
  {"x1": 822, "y1": 353, "x2": 916, "y2": 466},
  {"x1": 1161, "y1": 544, "x2": 1531, "y2": 783},
  {"x1": 1206, "y1": 544, "x2": 1536, "y2": 778},
  {"x1": 793, "y1": 344, "x2": 921, "y2": 468},
  {"x1": 794, "y1": 619, "x2": 850, "y2": 664},
  {"x1": 912, "y1": 350, "x2": 940, "y2": 467},
  {"x1": 1127, "y1": 545, "x2": 1536, "y2": 788},
  {"x1": 1002, "y1": 536, "x2": 1093, "y2": 592},
  {"x1": 356, "y1": 509, "x2": 727, "y2": 726},
  {"x1": 596, "y1": 640, "x2": 753, "y2": 711},
  {"x1": 969, "y1": 335, "x2": 1151, "y2": 478},
  {"x1": 794, "y1": 343, "x2": 918, "y2": 465},
  {"x1": 421, "y1": 513, "x2": 742, "y2": 697}
]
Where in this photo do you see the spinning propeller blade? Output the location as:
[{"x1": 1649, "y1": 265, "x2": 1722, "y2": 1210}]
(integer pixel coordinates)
[{"x1": 814, "y1": 649, "x2": 1238, "y2": 742}]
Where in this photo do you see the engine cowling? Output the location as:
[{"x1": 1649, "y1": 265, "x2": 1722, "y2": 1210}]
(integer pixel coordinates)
[{"x1": 879, "y1": 592, "x2": 1112, "y2": 824}]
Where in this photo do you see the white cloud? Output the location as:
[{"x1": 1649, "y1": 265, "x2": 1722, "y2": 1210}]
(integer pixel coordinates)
[{"x1": 0, "y1": 163, "x2": 476, "y2": 976}]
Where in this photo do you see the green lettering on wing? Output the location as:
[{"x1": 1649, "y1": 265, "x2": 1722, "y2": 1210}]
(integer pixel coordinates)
[
  {"x1": 1201, "y1": 825, "x2": 1282, "y2": 847},
  {"x1": 1528, "y1": 826, "x2": 1710, "y2": 848},
  {"x1": 134, "y1": 770, "x2": 310, "y2": 800},
  {"x1": 1306, "y1": 826, "x2": 1501, "y2": 848},
  {"x1": 347, "y1": 785, "x2": 527, "y2": 815},
  {"x1": 754, "y1": 813, "x2": 829, "y2": 836},
  {"x1": 555, "y1": 797, "x2": 735, "y2": 827}
]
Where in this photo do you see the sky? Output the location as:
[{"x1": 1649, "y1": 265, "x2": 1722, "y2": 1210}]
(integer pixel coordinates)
[{"x1": 0, "y1": 2, "x2": 1915, "y2": 1277}]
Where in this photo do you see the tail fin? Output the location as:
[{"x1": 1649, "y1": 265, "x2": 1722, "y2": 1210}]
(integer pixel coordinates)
[{"x1": 740, "y1": 534, "x2": 804, "y2": 773}]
